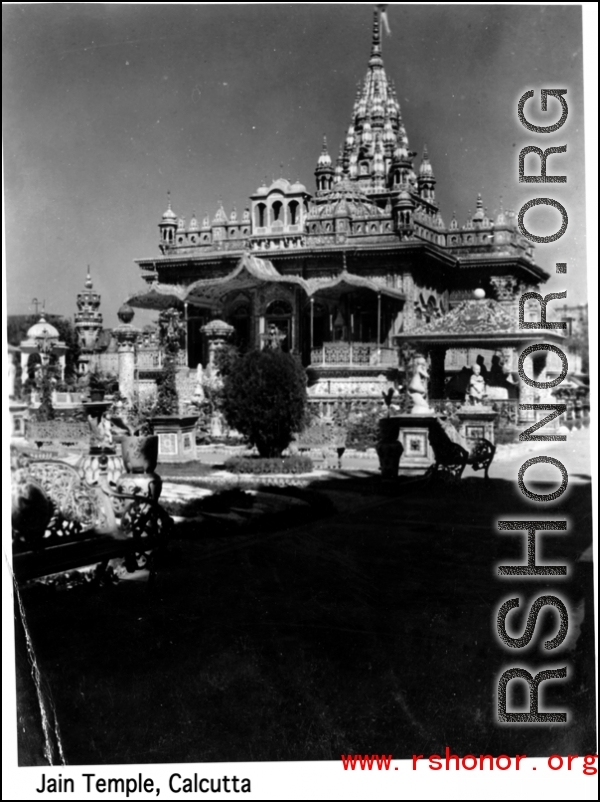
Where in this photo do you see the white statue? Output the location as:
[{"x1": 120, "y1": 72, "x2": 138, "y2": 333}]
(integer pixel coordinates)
[
  {"x1": 409, "y1": 356, "x2": 433, "y2": 414},
  {"x1": 466, "y1": 363, "x2": 487, "y2": 406}
]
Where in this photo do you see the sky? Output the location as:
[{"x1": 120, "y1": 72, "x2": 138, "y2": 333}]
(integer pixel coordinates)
[{"x1": 2, "y1": 4, "x2": 590, "y2": 327}]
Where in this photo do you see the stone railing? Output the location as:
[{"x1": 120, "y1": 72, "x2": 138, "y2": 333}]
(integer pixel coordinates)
[
  {"x1": 307, "y1": 397, "x2": 382, "y2": 420},
  {"x1": 430, "y1": 398, "x2": 520, "y2": 426},
  {"x1": 310, "y1": 342, "x2": 396, "y2": 367},
  {"x1": 26, "y1": 420, "x2": 91, "y2": 449},
  {"x1": 136, "y1": 350, "x2": 188, "y2": 370},
  {"x1": 90, "y1": 353, "x2": 119, "y2": 374},
  {"x1": 29, "y1": 391, "x2": 83, "y2": 407},
  {"x1": 136, "y1": 379, "x2": 158, "y2": 401}
]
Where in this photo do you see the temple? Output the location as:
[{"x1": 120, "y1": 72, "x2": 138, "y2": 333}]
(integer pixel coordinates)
[{"x1": 126, "y1": 9, "x2": 564, "y2": 423}]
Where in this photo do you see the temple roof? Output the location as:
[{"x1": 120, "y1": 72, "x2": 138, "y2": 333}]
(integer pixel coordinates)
[{"x1": 128, "y1": 252, "x2": 405, "y2": 309}]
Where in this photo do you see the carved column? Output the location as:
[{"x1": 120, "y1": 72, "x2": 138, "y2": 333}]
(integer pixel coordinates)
[{"x1": 114, "y1": 304, "x2": 140, "y2": 402}]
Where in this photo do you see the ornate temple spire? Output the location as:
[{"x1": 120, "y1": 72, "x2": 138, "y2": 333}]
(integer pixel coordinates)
[{"x1": 319, "y1": 7, "x2": 414, "y2": 197}]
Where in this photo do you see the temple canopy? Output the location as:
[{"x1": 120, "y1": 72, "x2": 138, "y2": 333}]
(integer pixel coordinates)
[
  {"x1": 395, "y1": 299, "x2": 565, "y2": 347},
  {"x1": 126, "y1": 252, "x2": 405, "y2": 310}
]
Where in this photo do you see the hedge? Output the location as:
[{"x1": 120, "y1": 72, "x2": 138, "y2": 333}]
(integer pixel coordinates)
[{"x1": 223, "y1": 455, "x2": 313, "y2": 475}]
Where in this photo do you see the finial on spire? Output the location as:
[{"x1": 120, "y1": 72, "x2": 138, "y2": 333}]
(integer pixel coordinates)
[
  {"x1": 85, "y1": 265, "x2": 93, "y2": 289},
  {"x1": 369, "y1": 8, "x2": 383, "y2": 67},
  {"x1": 317, "y1": 136, "x2": 332, "y2": 168}
]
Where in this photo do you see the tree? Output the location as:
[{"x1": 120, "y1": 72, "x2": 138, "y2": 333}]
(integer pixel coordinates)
[{"x1": 220, "y1": 348, "x2": 308, "y2": 457}]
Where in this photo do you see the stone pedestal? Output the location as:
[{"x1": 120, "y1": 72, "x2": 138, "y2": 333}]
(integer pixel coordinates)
[
  {"x1": 397, "y1": 415, "x2": 438, "y2": 470},
  {"x1": 379, "y1": 415, "x2": 440, "y2": 471},
  {"x1": 151, "y1": 415, "x2": 198, "y2": 463},
  {"x1": 376, "y1": 441, "x2": 404, "y2": 479},
  {"x1": 456, "y1": 406, "x2": 497, "y2": 447}
]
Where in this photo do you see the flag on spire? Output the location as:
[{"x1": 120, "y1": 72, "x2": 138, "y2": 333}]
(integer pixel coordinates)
[{"x1": 376, "y1": 4, "x2": 391, "y2": 36}]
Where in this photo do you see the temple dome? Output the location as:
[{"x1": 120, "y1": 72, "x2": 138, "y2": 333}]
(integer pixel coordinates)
[
  {"x1": 26, "y1": 315, "x2": 59, "y2": 340},
  {"x1": 307, "y1": 179, "x2": 384, "y2": 220},
  {"x1": 161, "y1": 202, "x2": 177, "y2": 221},
  {"x1": 289, "y1": 180, "x2": 308, "y2": 193}
]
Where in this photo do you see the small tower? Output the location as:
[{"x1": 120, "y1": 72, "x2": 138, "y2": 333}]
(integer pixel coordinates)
[
  {"x1": 393, "y1": 187, "x2": 415, "y2": 238},
  {"x1": 74, "y1": 267, "x2": 103, "y2": 373},
  {"x1": 315, "y1": 136, "x2": 334, "y2": 194},
  {"x1": 417, "y1": 145, "x2": 437, "y2": 204},
  {"x1": 158, "y1": 194, "x2": 178, "y2": 252}
]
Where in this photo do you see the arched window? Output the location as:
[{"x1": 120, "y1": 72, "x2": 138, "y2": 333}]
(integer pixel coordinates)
[
  {"x1": 289, "y1": 200, "x2": 299, "y2": 226},
  {"x1": 271, "y1": 200, "x2": 283, "y2": 224},
  {"x1": 255, "y1": 203, "x2": 266, "y2": 228}
]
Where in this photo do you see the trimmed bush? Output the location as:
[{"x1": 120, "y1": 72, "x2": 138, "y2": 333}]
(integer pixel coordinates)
[
  {"x1": 345, "y1": 407, "x2": 381, "y2": 450},
  {"x1": 220, "y1": 349, "x2": 308, "y2": 457},
  {"x1": 223, "y1": 455, "x2": 313, "y2": 474}
]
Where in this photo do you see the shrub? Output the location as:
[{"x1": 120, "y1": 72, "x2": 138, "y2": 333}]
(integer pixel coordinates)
[
  {"x1": 223, "y1": 455, "x2": 313, "y2": 474},
  {"x1": 220, "y1": 349, "x2": 308, "y2": 457},
  {"x1": 345, "y1": 407, "x2": 382, "y2": 451}
]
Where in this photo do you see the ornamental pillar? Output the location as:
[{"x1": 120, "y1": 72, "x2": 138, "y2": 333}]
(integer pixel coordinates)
[{"x1": 114, "y1": 303, "x2": 140, "y2": 402}]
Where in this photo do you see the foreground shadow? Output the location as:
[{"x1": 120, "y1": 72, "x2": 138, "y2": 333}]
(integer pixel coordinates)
[{"x1": 13, "y1": 472, "x2": 595, "y2": 764}]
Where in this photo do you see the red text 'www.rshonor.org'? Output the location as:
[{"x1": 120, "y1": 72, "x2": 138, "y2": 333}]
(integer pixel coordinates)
[{"x1": 340, "y1": 750, "x2": 598, "y2": 774}]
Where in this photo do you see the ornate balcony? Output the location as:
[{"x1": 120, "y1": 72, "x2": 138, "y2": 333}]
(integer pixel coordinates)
[{"x1": 310, "y1": 341, "x2": 397, "y2": 368}]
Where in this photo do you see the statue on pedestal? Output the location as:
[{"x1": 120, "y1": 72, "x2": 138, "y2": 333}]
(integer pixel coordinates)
[
  {"x1": 466, "y1": 363, "x2": 487, "y2": 406},
  {"x1": 408, "y1": 355, "x2": 434, "y2": 414}
]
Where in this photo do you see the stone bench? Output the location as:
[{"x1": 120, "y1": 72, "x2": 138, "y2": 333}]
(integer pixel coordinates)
[
  {"x1": 11, "y1": 457, "x2": 172, "y2": 583},
  {"x1": 426, "y1": 420, "x2": 496, "y2": 482}
]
